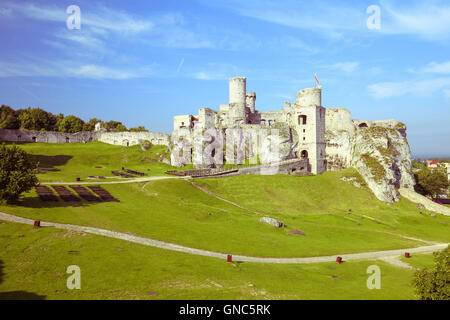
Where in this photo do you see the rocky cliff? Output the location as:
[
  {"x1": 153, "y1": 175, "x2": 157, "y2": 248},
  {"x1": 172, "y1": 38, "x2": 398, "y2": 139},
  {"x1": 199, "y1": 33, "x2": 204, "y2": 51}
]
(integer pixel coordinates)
[{"x1": 325, "y1": 111, "x2": 415, "y2": 203}]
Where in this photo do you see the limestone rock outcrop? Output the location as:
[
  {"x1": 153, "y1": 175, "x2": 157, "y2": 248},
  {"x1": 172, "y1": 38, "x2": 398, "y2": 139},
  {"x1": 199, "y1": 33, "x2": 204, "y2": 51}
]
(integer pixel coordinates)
[{"x1": 325, "y1": 110, "x2": 415, "y2": 203}]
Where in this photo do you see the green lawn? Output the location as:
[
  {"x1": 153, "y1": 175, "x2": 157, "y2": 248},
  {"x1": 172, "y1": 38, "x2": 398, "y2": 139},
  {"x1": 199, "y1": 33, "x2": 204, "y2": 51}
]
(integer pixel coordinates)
[
  {"x1": 0, "y1": 142, "x2": 448, "y2": 299},
  {"x1": 0, "y1": 221, "x2": 428, "y2": 300},
  {"x1": 1, "y1": 172, "x2": 448, "y2": 258},
  {"x1": 5, "y1": 141, "x2": 174, "y2": 182}
]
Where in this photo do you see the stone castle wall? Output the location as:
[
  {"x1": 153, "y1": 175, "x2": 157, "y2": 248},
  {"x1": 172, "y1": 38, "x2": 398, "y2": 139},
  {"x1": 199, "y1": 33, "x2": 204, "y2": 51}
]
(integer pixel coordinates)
[{"x1": 0, "y1": 129, "x2": 170, "y2": 147}]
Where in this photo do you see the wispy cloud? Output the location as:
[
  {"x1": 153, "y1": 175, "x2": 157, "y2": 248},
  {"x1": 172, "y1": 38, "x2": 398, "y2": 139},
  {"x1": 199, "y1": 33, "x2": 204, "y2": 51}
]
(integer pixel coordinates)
[
  {"x1": 422, "y1": 61, "x2": 450, "y2": 74},
  {"x1": 0, "y1": 59, "x2": 155, "y2": 80},
  {"x1": 368, "y1": 77, "x2": 450, "y2": 98},
  {"x1": 380, "y1": 0, "x2": 450, "y2": 41},
  {"x1": 330, "y1": 62, "x2": 360, "y2": 73},
  {"x1": 207, "y1": 0, "x2": 450, "y2": 43},
  {"x1": 4, "y1": 2, "x2": 153, "y2": 34},
  {"x1": 207, "y1": 0, "x2": 364, "y2": 39}
]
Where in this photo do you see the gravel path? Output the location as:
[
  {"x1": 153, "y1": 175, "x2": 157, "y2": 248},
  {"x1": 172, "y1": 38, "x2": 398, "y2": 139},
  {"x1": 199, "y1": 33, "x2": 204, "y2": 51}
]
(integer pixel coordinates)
[{"x1": 1, "y1": 212, "x2": 447, "y2": 264}]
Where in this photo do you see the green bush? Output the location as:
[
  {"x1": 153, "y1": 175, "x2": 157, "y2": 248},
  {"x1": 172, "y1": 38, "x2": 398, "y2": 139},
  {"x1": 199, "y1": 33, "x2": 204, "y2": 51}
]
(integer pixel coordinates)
[
  {"x1": 0, "y1": 144, "x2": 39, "y2": 202},
  {"x1": 413, "y1": 246, "x2": 450, "y2": 300},
  {"x1": 414, "y1": 168, "x2": 449, "y2": 197}
]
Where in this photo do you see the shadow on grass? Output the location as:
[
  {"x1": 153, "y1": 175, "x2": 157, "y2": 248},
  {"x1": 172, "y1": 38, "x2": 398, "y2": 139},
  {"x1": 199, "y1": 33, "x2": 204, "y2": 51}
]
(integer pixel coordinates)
[
  {"x1": 29, "y1": 154, "x2": 73, "y2": 171},
  {"x1": 0, "y1": 260, "x2": 46, "y2": 300},
  {"x1": 11, "y1": 196, "x2": 96, "y2": 208}
]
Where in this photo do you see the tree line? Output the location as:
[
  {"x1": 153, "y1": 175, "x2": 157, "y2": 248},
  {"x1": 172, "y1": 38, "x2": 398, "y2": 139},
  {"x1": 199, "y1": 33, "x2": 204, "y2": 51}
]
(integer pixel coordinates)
[{"x1": 0, "y1": 105, "x2": 148, "y2": 133}]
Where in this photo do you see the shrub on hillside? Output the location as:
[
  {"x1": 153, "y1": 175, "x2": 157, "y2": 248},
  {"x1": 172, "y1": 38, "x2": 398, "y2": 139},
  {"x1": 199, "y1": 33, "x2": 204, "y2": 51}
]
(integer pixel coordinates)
[
  {"x1": 414, "y1": 168, "x2": 448, "y2": 197},
  {"x1": 139, "y1": 140, "x2": 152, "y2": 151},
  {"x1": 412, "y1": 246, "x2": 449, "y2": 300},
  {"x1": 0, "y1": 144, "x2": 38, "y2": 202}
]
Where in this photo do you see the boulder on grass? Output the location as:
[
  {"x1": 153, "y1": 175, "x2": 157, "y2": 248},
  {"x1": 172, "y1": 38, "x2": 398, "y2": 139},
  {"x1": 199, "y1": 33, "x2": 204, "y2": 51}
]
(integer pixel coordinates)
[{"x1": 260, "y1": 217, "x2": 285, "y2": 228}]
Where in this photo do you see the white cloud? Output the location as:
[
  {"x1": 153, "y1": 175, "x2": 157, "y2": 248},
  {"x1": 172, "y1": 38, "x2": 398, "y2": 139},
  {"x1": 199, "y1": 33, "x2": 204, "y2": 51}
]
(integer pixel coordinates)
[
  {"x1": 5, "y1": 2, "x2": 153, "y2": 34},
  {"x1": 422, "y1": 61, "x2": 450, "y2": 74},
  {"x1": 0, "y1": 59, "x2": 155, "y2": 80},
  {"x1": 380, "y1": 0, "x2": 450, "y2": 41},
  {"x1": 330, "y1": 62, "x2": 360, "y2": 73},
  {"x1": 368, "y1": 77, "x2": 450, "y2": 98},
  {"x1": 207, "y1": 0, "x2": 450, "y2": 42},
  {"x1": 208, "y1": 0, "x2": 363, "y2": 39}
]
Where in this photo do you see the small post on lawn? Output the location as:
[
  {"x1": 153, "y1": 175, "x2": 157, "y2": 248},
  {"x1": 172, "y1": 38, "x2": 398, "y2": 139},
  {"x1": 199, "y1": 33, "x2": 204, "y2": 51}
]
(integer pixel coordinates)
[
  {"x1": 34, "y1": 220, "x2": 40, "y2": 227},
  {"x1": 336, "y1": 256, "x2": 343, "y2": 264},
  {"x1": 405, "y1": 252, "x2": 411, "y2": 258},
  {"x1": 227, "y1": 254, "x2": 232, "y2": 263}
]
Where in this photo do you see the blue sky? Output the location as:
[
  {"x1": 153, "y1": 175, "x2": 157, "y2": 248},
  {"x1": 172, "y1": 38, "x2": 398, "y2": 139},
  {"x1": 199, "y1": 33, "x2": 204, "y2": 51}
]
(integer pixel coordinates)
[{"x1": 0, "y1": 0, "x2": 449, "y2": 157}]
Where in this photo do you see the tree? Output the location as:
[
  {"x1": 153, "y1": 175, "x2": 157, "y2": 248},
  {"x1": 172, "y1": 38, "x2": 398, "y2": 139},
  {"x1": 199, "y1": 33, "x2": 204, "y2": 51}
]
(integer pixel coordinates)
[
  {"x1": 51, "y1": 113, "x2": 65, "y2": 132},
  {"x1": 16, "y1": 107, "x2": 55, "y2": 131},
  {"x1": 413, "y1": 246, "x2": 449, "y2": 300},
  {"x1": 0, "y1": 144, "x2": 38, "y2": 202},
  {"x1": 129, "y1": 126, "x2": 148, "y2": 132},
  {"x1": 83, "y1": 118, "x2": 102, "y2": 131},
  {"x1": 58, "y1": 115, "x2": 85, "y2": 133},
  {"x1": 0, "y1": 105, "x2": 19, "y2": 129},
  {"x1": 105, "y1": 120, "x2": 127, "y2": 132},
  {"x1": 414, "y1": 168, "x2": 449, "y2": 197}
]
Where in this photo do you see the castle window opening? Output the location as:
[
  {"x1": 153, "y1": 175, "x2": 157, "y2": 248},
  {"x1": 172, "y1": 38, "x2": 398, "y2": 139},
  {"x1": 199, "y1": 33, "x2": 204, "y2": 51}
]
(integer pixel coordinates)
[
  {"x1": 268, "y1": 120, "x2": 273, "y2": 126},
  {"x1": 359, "y1": 123, "x2": 368, "y2": 128},
  {"x1": 301, "y1": 150, "x2": 308, "y2": 159},
  {"x1": 338, "y1": 114, "x2": 342, "y2": 119},
  {"x1": 298, "y1": 115, "x2": 307, "y2": 125},
  {"x1": 303, "y1": 137, "x2": 306, "y2": 141},
  {"x1": 303, "y1": 129, "x2": 306, "y2": 133}
]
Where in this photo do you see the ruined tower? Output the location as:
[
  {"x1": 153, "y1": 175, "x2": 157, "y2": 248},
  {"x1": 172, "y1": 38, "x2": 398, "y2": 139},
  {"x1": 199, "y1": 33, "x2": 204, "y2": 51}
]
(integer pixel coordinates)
[
  {"x1": 228, "y1": 77, "x2": 247, "y2": 126},
  {"x1": 246, "y1": 92, "x2": 256, "y2": 113},
  {"x1": 293, "y1": 86, "x2": 326, "y2": 175}
]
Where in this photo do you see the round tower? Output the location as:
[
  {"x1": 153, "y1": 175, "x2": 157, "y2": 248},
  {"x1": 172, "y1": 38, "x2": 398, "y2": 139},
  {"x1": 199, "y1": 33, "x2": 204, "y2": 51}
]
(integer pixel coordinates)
[
  {"x1": 246, "y1": 92, "x2": 256, "y2": 113},
  {"x1": 229, "y1": 77, "x2": 247, "y2": 106},
  {"x1": 296, "y1": 86, "x2": 322, "y2": 107}
]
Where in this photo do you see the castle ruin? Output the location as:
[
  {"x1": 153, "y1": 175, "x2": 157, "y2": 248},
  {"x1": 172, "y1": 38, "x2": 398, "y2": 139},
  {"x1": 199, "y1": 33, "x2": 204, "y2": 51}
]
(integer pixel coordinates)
[{"x1": 172, "y1": 77, "x2": 327, "y2": 174}]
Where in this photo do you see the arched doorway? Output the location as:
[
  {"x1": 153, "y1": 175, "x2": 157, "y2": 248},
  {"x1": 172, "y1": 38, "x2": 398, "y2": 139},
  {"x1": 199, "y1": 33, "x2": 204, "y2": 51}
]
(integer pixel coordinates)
[{"x1": 301, "y1": 150, "x2": 308, "y2": 159}]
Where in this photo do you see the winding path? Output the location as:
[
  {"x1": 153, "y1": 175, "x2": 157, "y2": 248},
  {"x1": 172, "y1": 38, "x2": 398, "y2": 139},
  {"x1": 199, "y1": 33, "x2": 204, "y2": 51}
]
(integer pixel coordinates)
[{"x1": 0, "y1": 212, "x2": 447, "y2": 264}]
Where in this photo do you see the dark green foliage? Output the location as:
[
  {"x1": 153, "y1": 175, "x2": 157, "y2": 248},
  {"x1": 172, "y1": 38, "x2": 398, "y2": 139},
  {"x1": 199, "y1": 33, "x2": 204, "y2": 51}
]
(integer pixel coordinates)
[
  {"x1": 83, "y1": 118, "x2": 102, "y2": 131},
  {"x1": 0, "y1": 105, "x2": 20, "y2": 129},
  {"x1": 413, "y1": 246, "x2": 450, "y2": 300},
  {"x1": 412, "y1": 160, "x2": 425, "y2": 169},
  {"x1": 105, "y1": 120, "x2": 127, "y2": 132},
  {"x1": 0, "y1": 144, "x2": 38, "y2": 202},
  {"x1": 414, "y1": 168, "x2": 449, "y2": 197},
  {"x1": 16, "y1": 107, "x2": 56, "y2": 131},
  {"x1": 57, "y1": 115, "x2": 85, "y2": 133},
  {"x1": 129, "y1": 126, "x2": 148, "y2": 132}
]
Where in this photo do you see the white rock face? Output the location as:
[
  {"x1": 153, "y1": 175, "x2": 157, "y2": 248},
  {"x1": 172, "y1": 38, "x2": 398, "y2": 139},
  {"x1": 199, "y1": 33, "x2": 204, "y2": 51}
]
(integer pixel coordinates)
[{"x1": 326, "y1": 118, "x2": 415, "y2": 203}]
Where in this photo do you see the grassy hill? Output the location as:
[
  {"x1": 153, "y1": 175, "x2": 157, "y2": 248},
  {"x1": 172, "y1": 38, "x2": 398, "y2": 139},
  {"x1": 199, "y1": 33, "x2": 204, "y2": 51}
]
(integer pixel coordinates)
[
  {"x1": 0, "y1": 141, "x2": 448, "y2": 299},
  {"x1": 0, "y1": 221, "x2": 429, "y2": 300}
]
